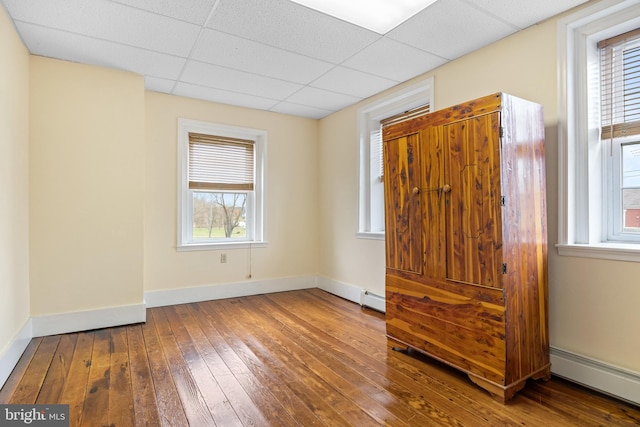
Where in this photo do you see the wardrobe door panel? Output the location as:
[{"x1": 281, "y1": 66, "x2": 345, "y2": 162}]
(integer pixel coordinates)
[
  {"x1": 444, "y1": 113, "x2": 503, "y2": 288},
  {"x1": 384, "y1": 133, "x2": 423, "y2": 274},
  {"x1": 420, "y1": 126, "x2": 447, "y2": 279}
]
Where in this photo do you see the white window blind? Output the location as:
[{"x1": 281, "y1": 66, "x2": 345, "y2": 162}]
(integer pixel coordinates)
[
  {"x1": 188, "y1": 133, "x2": 255, "y2": 191},
  {"x1": 600, "y1": 28, "x2": 640, "y2": 140},
  {"x1": 371, "y1": 128, "x2": 383, "y2": 179}
]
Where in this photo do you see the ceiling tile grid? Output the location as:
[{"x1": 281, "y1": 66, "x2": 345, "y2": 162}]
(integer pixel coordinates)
[
  {"x1": 190, "y1": 29, "x2": 336, "y2": 84},
  {"x1": 386, "y1": 0, "x2": 518, "y2": 60},
  {"x1": 0, "y1": 0, "x2": 589, "y2": 118},
  {"x1": 206, "y1": 0, "x2": 382, "y2": 64},
  {"x1": 17, "y1": 21, "x2": 187, "y2": 80}
]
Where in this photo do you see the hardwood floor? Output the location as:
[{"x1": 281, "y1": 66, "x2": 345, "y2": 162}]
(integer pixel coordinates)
[{"x1": 1, "y1": 289, "x2": 638, "y2": 426}]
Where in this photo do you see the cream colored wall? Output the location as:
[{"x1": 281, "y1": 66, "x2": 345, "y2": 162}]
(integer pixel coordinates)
[
  {"x1": 144, "y1": 92, "x2": 319, "y2": 292},
  {"x1": 29, "y1": 57, "x2": 145, "y2": 316},
  {"x1": 0, "y1": 7, "x2": 31, "y2": 356},
  {"x1": 318, "y1": 111, "x2": 386, "y2": 291},
  {"x1": 319, "y1": 15, "x2": 640, "y2": 372}
]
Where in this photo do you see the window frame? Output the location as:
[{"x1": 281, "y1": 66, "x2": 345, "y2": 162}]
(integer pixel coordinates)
[
  {"x1": 177, "y1": 118, "x2": 267, "y2": 251},
  {"x1": 557, "y1": 0, "x2": 640, "y2": 262},
  {"x1": 357, "y1": 78, "x2": 434, "y2": 240}
]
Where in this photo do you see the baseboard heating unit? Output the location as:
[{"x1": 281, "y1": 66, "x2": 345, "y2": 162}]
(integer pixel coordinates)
[{"x1": 360, "y1": 290, "x2": 385, "y2": 313}]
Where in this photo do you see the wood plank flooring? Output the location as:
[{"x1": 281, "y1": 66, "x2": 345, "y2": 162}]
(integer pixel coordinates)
[{"x1": 1, "y1": 289, "x2": 639, "y2": 426}]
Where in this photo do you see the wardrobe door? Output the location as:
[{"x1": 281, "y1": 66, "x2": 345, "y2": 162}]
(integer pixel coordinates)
[
  {"x1": 444, "y1": 113, "x2": 503, "y2": 288},
  {"x1": 420, "y1": 126, "x2": 447, "y2": 279},
  {"x1": 383, "y1": 133, "x2": 423, "y2": 275}
]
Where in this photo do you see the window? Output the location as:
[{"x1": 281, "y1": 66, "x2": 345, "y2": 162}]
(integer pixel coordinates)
[
  {"x1": 357, "y1": 78, "x2": 433, "y2": 239},
  {"x1": 600, "y1": 30, "x2": 640, "y2": 241},
  {"x1": 557, "y1": 0, "x2": 640, "y2": 261},
  {"x1": 178, "y1": 119, "x2": 266, "y2": 250}
]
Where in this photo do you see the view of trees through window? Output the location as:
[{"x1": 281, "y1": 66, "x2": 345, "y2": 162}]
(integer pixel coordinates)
[{"x1": 192, "y1": 191, "x2": 247, "y2": 239}]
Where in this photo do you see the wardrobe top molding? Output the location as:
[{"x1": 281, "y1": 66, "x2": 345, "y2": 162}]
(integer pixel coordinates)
[{"x1": 382, "y1": 92, "x2": 531, "y2": 140}]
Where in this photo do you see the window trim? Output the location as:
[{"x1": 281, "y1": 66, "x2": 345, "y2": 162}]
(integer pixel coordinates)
[
  {"x1": 557, "y1": 0, "x2": 640, "y2": 261},
  {"x1": 357, "y1": 78, "x2": 434, "y2": 240},
  {"x1": 177, "y1": 118, "x2": 267, "y2": 251}
]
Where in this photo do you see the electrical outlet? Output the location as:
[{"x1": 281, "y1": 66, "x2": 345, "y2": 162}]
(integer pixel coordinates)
[{"x1": 220, "y1": 253, "x2": 227, "y2": 263}]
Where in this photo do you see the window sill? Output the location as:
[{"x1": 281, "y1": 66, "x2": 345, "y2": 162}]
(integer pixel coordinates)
[
  {"x1": 356, "y1": 232, "x2": 385, "y2": 241},
  {"x1": 177, "y1": 241, "x2": 268, "y2": 252},
  {"x1": 556, "y1": 242, "x2": 640, "y2": 262}
]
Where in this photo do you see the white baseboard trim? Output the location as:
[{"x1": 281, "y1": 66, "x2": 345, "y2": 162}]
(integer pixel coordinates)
[
  {"x1": 0, "y1": 319, "x2": 32, "y2": 390},
  {"x1": 550, "y1": 347, "x2": 640, "y2": 405},
  {"x1": 316, "y1": 276, "x2": 364, "y2": 305},
  {"x1": 31, "y1": 303, "x2": 146, "y2": 338},
  {"x1": 144, "y1": 275, "x2": 318, "y2": 308}
]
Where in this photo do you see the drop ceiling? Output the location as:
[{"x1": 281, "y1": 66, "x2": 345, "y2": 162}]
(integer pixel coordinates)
[{"x1": 1, "y1": 0, "x2": 589, "y2": 119}]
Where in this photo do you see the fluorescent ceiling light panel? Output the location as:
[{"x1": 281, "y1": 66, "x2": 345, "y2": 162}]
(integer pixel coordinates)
[{"x1": 290, "y1": 0, "x2": 439, "y2": 34}]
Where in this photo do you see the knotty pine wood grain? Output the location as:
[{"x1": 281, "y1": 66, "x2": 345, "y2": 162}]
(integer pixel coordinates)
[
  {"x1": 444, "y1": 112, "x2": 503, "y2": 288},
  {"x1": 383, "y1": 93, "x2": 551, "y2": 402},
  {"x1": 383, "y1": 93, "x2": 503, "y2": 140},
  {"x1": 383, "y1": 133, "x2": 423, "y2": 275},
  {"x1": 1, "y1": 289, "x2": 638, "y2": 426}
]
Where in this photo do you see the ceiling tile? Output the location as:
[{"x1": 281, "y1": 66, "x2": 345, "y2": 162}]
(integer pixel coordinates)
[
  {"x1": 144, "y1": 76, "x2": 176, "y2": 93},
  {"x1": 3, "y1": 0, "x2": 201, "y2": 57},
  {"x1": 284, "y1": 87, "x2": 361, "y2": 112},
  {"x1": 192, "y1": 29, "x2": 334, "y2": 84},
  {"x1": 109, "y1": 0, "x2": 219, "y2": 26},
  {"x1": 469, "y1": 0, "x2": 589, "y2": 29},
  {"x1": 180, "y1": 60, "x2": 303, "y2": 100},
  {"x1": 207, "y1": 0, "x2": 380, "y2": 64},
  {"x1": 173, "y1": 82, "x2": 280, "y2": 111},
  {"x1": 270, "y1": 102, "x2": 333, "y2": 119},
  {"x1": 343, "y1": 37, "x2": 448, "y2": 82},
  {"x1": 16, "y1": 22, "x2": 186, "y2": 80},
  {"x1": 387, "y1": 0, "x2": 517, "y2": 60},
  {"x1": 310, "y1": 66, "x2": 398, "y2": 99}
]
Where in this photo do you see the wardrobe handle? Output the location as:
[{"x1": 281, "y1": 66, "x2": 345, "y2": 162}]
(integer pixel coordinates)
[
  {"x1": 442, "y1": 184, "x2": 451, "y2": 193},
  {"x1": 412, "y1": 187, "x2": 420, "y2": 195}
]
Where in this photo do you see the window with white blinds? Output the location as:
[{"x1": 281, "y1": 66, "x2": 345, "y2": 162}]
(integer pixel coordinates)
[
  {"x1": 598, "y1": 28, "x2": 640, "y2": 241},
  {"x1": 599, "y1": 28, "x2": 640, "y2": 140},
  {"x1": 188, "y1": 133, "x2": 255, "y2": 191},
  {"x1": 557, "y1": 0, "x2": 640, "y2": 261},
  {"x1": 178, "y1": 119, "x2": 266, "y2": 250}
]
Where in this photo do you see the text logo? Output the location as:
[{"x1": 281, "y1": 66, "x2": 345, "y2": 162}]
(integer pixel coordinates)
[{"x1": 0, "y1": 405, "x2": 69, "y2": 426}]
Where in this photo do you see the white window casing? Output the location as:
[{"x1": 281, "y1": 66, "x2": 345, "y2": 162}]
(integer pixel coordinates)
[{"x1": 557, "y1": 0, "x2": 640, "y2": 262}]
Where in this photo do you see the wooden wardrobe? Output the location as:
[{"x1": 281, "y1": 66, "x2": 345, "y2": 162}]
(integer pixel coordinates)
[{"x1": 382, "y1": 93, "x2": 550, "y2": 403}]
